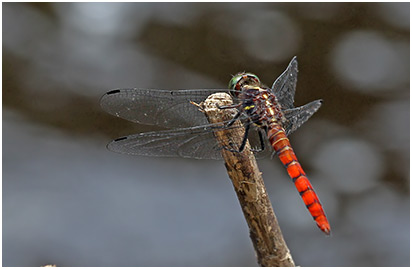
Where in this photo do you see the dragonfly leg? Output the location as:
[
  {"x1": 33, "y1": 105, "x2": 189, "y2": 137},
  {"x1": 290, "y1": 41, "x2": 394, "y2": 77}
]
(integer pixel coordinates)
[
  {"x1": 251, "y1": 128, "x2": 266, "y2": 153},
  {"x1": 222, "y1": 120, "x2": 251, "y2": 153},
  {"x1": 238, "y1": 121, "x2": 251, "y2": 152}
]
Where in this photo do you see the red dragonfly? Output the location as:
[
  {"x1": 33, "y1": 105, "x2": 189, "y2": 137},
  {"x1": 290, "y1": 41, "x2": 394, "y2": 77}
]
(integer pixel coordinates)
[{"x1": 101, "y1": 57, "x2": 331, "y2": 235}]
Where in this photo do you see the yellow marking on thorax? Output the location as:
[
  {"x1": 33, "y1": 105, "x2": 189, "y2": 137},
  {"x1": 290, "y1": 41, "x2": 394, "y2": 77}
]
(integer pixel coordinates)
[
  {"x1": 244, "y1": 105, "x2": 255, "y2": 110},
  {"x1": 267, "y1": 106, "x2": 275, "y2": 115},
  {"x1": 260, "y1": 91, "x2": 275, "y2": 116}
]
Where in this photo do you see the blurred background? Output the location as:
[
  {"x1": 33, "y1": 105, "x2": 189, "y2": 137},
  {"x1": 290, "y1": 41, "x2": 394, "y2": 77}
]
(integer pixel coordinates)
[{"x1": 3, "y1": 2, "x2": 409, "y2": 267}]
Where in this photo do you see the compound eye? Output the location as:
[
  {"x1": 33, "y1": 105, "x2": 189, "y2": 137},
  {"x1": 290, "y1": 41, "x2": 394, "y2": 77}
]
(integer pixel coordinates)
[{"x1": 228, "y1": 74, "x2": 243, "y2": 90}]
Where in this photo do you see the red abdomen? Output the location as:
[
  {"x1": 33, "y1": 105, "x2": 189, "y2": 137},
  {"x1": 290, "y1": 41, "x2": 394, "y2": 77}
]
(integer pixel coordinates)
[{"x1": 267, "y1": 123, "x2": 331, "y2": 235}]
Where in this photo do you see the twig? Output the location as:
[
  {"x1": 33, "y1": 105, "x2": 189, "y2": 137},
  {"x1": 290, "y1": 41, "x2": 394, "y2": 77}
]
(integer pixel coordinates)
[{"x1": 198, "y1": 93, "x2": 295, "y2": 267}]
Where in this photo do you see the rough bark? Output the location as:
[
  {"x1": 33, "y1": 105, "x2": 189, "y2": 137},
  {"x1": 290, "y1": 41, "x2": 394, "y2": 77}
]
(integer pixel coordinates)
[{"x1": 197, "y1": 92, "x2": 295, "y2": 267}]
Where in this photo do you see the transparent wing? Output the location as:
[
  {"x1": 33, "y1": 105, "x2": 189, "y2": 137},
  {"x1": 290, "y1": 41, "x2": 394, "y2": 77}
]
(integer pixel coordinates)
[
  {"x1": 108, "y1": 124, "x2": 224, "y2": 160},
  {"x1": 100, "y1": 88, "x2": 229, "y2": 128},
  {"x1": 282, "y1": 99, "x2": 322, "y2": 136},
  {"x1": 271, "y1": 56, "x2": 298, "y2": 109},
  {"x1": 107, "y1": 115, "x2": 273, "y2": 160}
]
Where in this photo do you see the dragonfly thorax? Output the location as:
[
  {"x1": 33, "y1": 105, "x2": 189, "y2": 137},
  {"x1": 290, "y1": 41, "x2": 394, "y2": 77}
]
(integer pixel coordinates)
[{"x1": 245, "y1": 88, "x2": 286, "y2": 128}]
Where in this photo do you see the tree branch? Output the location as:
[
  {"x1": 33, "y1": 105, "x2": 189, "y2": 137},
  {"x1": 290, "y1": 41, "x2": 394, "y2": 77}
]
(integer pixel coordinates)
[{"x1": 198, "y1": 92, "x2": 295, "y2": 267}]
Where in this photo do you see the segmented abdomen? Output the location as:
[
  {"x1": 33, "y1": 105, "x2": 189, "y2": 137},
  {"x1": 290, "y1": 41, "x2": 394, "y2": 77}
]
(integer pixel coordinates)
[{"x1": 267, "y1": 123, "x2": 331, "y2": 235}]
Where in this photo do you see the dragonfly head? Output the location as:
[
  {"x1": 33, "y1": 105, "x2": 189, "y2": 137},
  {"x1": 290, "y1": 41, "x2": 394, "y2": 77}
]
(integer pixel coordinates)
[{"x1": 228, "y1": 72, "x2": 261, "y2": 96}]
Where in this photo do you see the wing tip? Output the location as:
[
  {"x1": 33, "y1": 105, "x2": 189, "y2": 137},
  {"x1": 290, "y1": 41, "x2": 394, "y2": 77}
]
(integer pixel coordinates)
[
  {"x1": 290, "y1": 56, "x2": 298, "y2": 66},
  {"x1": 317, "y1": 99, "x2": 323, "y2": 109},
  {"x1": 106, "y1": 137, "x2": 129, "y2": 154},
  {"x1": 100, "y1": 89, "x2": 121, "y2": 107},
  {"x1": 106, "y1": 89, "x2": 121, "y2": 95},
  {"x1": 113, "y1": 136, "x2": 128, "y2": 142}
]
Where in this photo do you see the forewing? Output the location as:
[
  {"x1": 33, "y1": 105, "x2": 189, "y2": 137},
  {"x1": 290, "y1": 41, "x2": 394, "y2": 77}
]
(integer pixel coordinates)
[
  {"x1": 100, "y1": 88, "x2": 227, "y2": 128},
  {"x1": 271, "y1": 57, "x2": 298, "y2": 109},
  {"x1": 282, "y1": 99, "x2": 322, "y2": 136}
]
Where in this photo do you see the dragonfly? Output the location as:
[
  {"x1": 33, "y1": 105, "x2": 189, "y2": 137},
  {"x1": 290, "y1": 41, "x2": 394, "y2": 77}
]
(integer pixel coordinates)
[{"x1": 100, "y1": 57, "x2": 331, "y2": 235}]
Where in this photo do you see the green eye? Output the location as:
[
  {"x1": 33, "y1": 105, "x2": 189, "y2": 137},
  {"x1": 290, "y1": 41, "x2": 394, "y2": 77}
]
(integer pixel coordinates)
[
  {"x1": 228, "y1": 73, "x2": 260, "y2": 90},
  {"x1": 228, "y1": 74, "x2": 243, "y2": 90}
]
